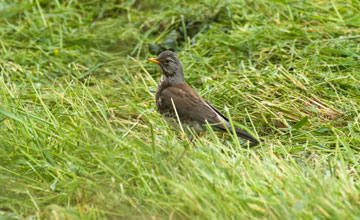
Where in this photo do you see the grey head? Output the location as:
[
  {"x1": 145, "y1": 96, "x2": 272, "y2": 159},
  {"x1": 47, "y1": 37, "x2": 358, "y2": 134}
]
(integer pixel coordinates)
[{"x1": 149, "y1": 51, "x2": 185, "y2": 85}]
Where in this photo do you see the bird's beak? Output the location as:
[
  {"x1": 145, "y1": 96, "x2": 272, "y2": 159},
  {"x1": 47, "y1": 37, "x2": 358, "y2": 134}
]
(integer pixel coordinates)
[{"x1": 148, "y1": 58, "x2": 160, "y2": 64}]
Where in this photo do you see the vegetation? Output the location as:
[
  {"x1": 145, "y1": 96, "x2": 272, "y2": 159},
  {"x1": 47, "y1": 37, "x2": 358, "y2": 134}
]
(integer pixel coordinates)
[{"x1": 1, "y1": 0, "x2": 360, "y2": 219}]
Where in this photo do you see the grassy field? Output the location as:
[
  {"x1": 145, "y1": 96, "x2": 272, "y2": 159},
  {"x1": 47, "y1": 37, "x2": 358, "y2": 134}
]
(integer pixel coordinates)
[{"x1": 1, "y1": 0, "x2": 360, "y2": 219}]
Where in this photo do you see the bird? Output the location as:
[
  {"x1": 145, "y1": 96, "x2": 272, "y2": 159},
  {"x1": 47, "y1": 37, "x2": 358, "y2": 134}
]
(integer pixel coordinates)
[{"x1": 148, "y1": 51, "x2": 260, "y2": 146}]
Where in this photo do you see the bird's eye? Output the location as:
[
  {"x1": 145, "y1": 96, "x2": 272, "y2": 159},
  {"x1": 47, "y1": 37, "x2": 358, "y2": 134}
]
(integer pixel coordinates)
[{"x1": 165, "y1": 59, "x2": 170, "y2": 64}]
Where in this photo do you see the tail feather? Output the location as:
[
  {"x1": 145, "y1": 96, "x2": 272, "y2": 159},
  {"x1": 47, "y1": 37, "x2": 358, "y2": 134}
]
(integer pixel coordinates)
[
  {"x1": 234, "y1": 127, "x2": 260, "y2": 146},
  {"x1": 215, "y1": 124, "x2": 260, "y2": 146}
]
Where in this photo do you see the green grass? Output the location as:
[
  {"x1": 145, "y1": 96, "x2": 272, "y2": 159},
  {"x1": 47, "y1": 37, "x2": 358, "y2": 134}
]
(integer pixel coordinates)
[{"x1": 1, "y1": 0, "x2": 360, "y2": 219}]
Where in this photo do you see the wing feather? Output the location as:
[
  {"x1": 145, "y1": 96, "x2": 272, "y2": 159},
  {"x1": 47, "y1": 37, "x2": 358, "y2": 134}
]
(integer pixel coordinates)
[{"x1": 157, "y1": 82, "x2": 259, "y2": 145}]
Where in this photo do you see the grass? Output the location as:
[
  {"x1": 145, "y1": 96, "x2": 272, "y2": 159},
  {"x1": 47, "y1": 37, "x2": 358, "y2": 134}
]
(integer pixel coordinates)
[{"x1": 1, "y1": 0, "x2": 360, "y2": 219}]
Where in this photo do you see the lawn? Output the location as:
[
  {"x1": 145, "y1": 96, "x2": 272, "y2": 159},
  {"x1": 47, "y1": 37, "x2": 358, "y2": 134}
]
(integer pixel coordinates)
[{"x1": 1, "y1": 0, "x2": 360, "y2": 219}]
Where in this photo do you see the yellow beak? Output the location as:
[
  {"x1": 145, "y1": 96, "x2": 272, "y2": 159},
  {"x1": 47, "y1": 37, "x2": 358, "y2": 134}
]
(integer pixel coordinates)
[{"x1": 148, "y1": 58, "x2": 160, "y2": 64}]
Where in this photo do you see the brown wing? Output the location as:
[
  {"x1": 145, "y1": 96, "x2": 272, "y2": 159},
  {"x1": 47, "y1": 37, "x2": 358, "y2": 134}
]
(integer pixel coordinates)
[
  {"x1": 204, "y1": 100, "x2": 229, "y2": 122},
  {"x1": 157, "y1": 82, "x2": 222, "y2": 124},
  {"x1": 157, "y1": 82, "x2": 260, "y2": 145}
]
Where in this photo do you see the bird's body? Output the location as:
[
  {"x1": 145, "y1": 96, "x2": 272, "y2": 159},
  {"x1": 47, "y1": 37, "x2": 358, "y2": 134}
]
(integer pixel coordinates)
[
  {"x1": 156, "y1": 80, "x2": 214, "y2": 133},
  {"x1": 149, "y1": 51, "x2": 260, "y2": 145}
]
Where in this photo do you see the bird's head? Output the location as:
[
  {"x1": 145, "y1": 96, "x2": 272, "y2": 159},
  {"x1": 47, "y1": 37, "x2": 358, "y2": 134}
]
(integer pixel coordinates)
[{"x1": 149, "y1": 51, "x2": 184, "y2": 85}]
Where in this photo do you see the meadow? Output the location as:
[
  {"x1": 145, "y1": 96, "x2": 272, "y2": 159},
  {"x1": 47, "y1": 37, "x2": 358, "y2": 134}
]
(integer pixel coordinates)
[{"x1": 0, "y1": 0, "x2": 360, "y2": 219}]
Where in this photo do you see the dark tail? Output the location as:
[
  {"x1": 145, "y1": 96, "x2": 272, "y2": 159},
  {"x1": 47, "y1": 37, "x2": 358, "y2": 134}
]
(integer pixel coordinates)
[
  {"x1": 234, "y1": 127, "x2": 260, "y2": 146},
  {"x1": 216, "y1": 124, "x2": 261, "y2": 146}
]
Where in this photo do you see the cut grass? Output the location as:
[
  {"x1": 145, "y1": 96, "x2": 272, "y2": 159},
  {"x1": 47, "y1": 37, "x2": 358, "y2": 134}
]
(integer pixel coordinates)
[{"x1": 1, "y1": 0, "x2": 360, "y2": 219}]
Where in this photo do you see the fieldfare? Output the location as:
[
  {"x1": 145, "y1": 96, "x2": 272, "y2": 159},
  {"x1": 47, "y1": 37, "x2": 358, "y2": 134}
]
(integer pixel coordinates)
[{"x1": 149, "y1": 51, "x2": 260, "y2": 145}]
